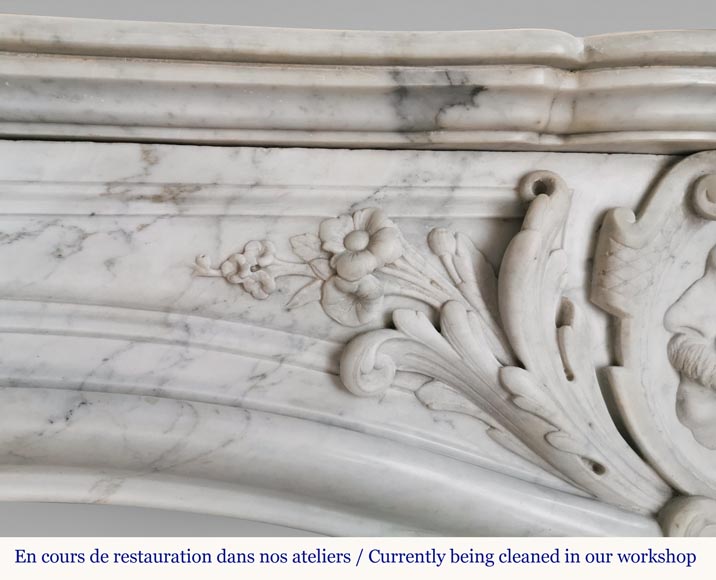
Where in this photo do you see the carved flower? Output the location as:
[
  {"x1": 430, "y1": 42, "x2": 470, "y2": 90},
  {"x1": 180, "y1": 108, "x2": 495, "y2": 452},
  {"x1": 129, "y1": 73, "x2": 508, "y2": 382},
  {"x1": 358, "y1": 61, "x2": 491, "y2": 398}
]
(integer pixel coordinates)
[
  {"x1": 319, "y1": 208, "x2": 402, "y2": 281},
  {"x1": 321, "y1": 274, "x2": 384, "y2": 327},
  {"x1": 219, "y1": 240, "x2": 277, "y2": 299}
]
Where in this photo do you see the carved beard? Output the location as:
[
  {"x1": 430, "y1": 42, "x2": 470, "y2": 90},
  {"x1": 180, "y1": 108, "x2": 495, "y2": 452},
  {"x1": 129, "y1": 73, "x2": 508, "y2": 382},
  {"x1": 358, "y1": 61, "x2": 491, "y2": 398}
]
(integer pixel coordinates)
[{"x1": 668, "y1": 333, "x2": 716, "y2": 390}]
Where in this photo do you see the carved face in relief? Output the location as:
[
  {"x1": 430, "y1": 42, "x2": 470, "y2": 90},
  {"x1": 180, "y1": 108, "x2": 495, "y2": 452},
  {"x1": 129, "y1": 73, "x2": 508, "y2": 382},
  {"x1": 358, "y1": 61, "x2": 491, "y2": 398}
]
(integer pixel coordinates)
[
  {"x1": 591, "y1": 157, "x2": 716, "y2": 497},
  {"x1": 665, "y1": 245, "x2": 716, "y2": 448}
]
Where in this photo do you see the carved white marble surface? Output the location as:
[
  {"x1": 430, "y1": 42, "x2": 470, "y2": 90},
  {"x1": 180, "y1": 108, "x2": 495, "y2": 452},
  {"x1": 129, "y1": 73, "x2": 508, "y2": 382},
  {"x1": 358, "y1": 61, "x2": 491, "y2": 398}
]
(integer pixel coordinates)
[
  {"x1": 1, "y1": 14, "x2": 716, "y2": 536},
  {"x1": 1, "y1": 14, "x2": 716, "y2": 152}
]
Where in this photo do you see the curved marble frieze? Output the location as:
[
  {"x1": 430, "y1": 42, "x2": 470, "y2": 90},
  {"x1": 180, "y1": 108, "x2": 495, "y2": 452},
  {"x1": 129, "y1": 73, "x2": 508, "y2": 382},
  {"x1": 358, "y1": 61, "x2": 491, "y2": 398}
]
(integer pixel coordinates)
[{"x1": 0, "y1": 139, "x2": 684, "y2": 535}]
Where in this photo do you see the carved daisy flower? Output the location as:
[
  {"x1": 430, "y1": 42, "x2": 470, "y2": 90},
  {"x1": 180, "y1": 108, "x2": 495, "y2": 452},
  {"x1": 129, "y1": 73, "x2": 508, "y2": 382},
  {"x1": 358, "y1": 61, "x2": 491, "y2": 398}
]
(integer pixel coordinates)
[
  {"x1": 319, "y1": 208, "x2": 402, "y2": 281},
  {"x1": 219, "y1": 240, "x2": 277, "y2": 299}
]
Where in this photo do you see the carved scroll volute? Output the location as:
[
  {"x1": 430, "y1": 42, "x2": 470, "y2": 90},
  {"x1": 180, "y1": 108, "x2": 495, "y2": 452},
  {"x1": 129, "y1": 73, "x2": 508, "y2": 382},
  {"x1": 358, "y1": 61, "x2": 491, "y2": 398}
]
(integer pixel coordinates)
[
  {"x1": 659, "y1": 496, "x2": 716, "y2": 536},
  {"x1": 592, "y1": 152, "x2": 716, "y2": 502}
]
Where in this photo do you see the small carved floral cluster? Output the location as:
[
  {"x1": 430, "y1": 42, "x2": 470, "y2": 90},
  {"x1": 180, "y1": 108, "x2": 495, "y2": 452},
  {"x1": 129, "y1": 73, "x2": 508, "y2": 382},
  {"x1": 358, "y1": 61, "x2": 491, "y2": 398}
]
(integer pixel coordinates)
[
  {"x1": 195, "y1": 240, "x2": 278, "y2": 300},
  {"x1": 194, "y1": 208, "x2": 404, "y2": 327}
]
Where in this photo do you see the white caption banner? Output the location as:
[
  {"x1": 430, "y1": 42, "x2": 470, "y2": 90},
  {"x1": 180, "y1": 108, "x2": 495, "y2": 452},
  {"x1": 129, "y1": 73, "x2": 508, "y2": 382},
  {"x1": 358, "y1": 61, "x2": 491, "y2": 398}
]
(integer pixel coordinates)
[{"x1": 2, "y1": 538, "x2": 710, "y2": 579}]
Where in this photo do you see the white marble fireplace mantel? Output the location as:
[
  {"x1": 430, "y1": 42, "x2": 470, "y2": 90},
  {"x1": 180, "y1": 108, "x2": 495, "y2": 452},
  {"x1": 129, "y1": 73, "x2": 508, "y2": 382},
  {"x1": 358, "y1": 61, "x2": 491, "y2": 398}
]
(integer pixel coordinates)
[{"x1": 2, "y1": 14, "x2": 716, "y2": 536}]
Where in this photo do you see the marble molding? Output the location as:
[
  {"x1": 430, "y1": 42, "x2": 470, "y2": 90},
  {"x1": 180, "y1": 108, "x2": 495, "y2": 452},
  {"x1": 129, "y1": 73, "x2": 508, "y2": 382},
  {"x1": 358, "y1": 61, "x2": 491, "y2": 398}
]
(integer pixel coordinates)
[
  {"x1": 1, "y1": 15, "x2": 716, "y2": 537},
  {"x1": 2, "y1": 15, "x2": 716, "y2": 152}
]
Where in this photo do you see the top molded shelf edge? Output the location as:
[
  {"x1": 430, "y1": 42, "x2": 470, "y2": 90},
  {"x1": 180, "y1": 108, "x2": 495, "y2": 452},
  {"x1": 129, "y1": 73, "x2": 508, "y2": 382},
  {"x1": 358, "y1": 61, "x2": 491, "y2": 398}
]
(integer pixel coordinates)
[{"x1": 0, "y1": 13, "x2": 715, "y2": 68}]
